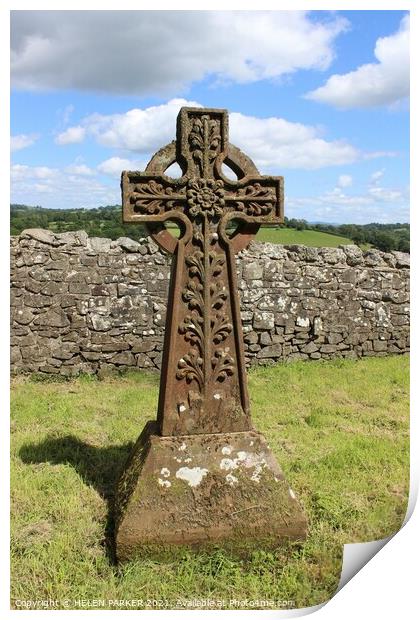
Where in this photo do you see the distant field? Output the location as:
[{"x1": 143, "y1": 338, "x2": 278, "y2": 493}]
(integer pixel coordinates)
[
  {"x1": 166, "y1": 225, "x2": 354, "y2": 247},
  {"x1": 255, "y1": 228, "x2": 352, "y2": 247}
]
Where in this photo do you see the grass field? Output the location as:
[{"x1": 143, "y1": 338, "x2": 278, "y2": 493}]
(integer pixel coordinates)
[
  {"x1": 10, "y1": 356, "x2": 409, "y2": 610},
  {"x1": 167, "y1": 224, "x2": 353, "y2": 247},
  {"x1": 254, "y1": 227, "x2": 352, "y2": 247}
]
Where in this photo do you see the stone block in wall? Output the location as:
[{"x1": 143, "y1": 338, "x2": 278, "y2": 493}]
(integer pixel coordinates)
[
  {"x1": 135, "y1": 353, "x2": 154, "y2": 368},
  {"x1": 40, "y1": 282, "x2": 69, "y2": 296},
  {"x1": 33, "y1": 307, "x2": 70, "y2": 328},
  {"x1": 257, "y1": 344, "x2": 283, "y2": 358},
  {"x1": 243, "y1": 261, "x2": 264, "y2": 280},
  {"x1": 110, "y1": 351, "x2": 136, "y2": 365},
  {"x1": 301, "y1": 341, "x2": 319, "y2": 354},
  {"x1": 12, "y1": 307, "x2": 34, "y2": 325},
  {"x1": 260, "y1": 332, "x2": 272, "y2": 346},
  {"x1": 253, "y1": 311, "x2": 275, "y2": 330}
]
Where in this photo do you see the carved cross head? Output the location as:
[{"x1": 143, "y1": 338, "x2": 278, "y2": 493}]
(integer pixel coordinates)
[{"x1": 121, "y1": 107, "x2": 283, "y2": 254}]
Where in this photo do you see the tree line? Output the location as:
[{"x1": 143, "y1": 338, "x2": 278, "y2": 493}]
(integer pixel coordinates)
[
  {"x1": 285, "y1": 217, "x2": 409, "y2": 253},
  {"x1": 10, "y1": 204, "x2": 142, "y2": 241},
  {"x1": 10, "y1": 204, "x2": 409, "y2": 253}
]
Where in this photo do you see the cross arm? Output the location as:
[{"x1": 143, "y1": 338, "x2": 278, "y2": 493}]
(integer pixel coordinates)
[
  {"x1": 223, "y1": 175, "x2": 284, "y2": 226},
  {"x1": 121, "y1": 171, "x2": 187, "y2": 223}
]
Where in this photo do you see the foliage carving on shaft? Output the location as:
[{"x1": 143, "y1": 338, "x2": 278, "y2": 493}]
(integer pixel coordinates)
[{"x1": 177, "y1": 215, "x2": 234, "y2": 391}]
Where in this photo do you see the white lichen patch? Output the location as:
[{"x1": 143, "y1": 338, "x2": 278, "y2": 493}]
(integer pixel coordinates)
[
  {"x1": 214, "y1": 393, "x2": 221, "y2": 400},
  {"x1": 221, "y1": 446, "x2": 232, "y2": 455},
  {"x1": 225, "y1": 473, "x2": 238, "y2": 486},
  {"x1": 220, "y1": 450, "x2": 268, "y2": 474},
  {"x1": 179, "y1": 442, "x2": 187, "y2": 451},
  {"x1": 249, "y1": 441, "x2": 254, "y2": 447},
  {"x1": 160, "y1": 467, "x2": 170, "y2": 478},
  {"x1": 289, "y1": 489, "x2": 296, "y2": 500},
  {"x1": 243, "y1": 452, "x2": 267, "y2": 469},
  {"x1": 296, "y1": 316, "x2": 310, "y2": 328},
  {"x1": 176, "y1": 466, "x2": 208, "y2": 487},
  {"x1": 244, "y1": 452, "x2": 269, "y2": 483},
  {"x1": 220, "y1": 458, "x2": 238, "y2": 471},
  {"x1": 251, "y1": 463, "x2": 267, "y2": 483},
  {"x1": 184, "y1": 457, "x2": 192, "y2": 463},
  {"x1": 158, "y1": 478, "x2": 171, "y2": 488},
  {"x1": 178, "y1": 403, "x2": 187, "y2": 413}
]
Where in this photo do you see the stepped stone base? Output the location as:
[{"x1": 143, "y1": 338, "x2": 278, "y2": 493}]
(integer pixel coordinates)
[{"x1": 114, "y1": 422, "x2": 308, "y2": 561}]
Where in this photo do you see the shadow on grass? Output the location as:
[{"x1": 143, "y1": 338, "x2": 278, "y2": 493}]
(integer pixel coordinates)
[{"x1": 19, "y1": 435, "x2": 135, "y2": 564}]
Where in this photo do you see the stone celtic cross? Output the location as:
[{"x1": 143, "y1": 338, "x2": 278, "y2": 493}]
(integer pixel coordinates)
[
  {"x1": 122, "y1": 107, "x2": 283, "y2": 436},
  {"x1": 116, "y1": 107, "x2": 306, "y2": 560}
]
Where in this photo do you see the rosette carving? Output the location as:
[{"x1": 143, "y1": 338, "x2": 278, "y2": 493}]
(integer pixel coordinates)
[{"x1": 187, "y1": 179, "x2": 225, "y2": 218}]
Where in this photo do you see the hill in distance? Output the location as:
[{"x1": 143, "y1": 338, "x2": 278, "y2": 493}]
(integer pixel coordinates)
[{"x1": 10, "y1": 204, "x2": 409, "y2": 252}]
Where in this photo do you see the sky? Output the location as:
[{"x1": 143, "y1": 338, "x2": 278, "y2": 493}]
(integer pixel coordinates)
[{"x1": 10, "y1": 9, "x2": 410, "y2": 224}]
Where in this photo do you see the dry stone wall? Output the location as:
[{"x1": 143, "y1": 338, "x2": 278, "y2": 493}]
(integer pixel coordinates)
[{"x1": 11, "y1": 229, "x2": 410, "y2": 377}]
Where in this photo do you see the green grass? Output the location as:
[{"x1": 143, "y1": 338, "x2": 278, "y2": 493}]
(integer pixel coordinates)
[
  {"x1": 255, "y1": 228, "x2": 352, "y2": 247},
  {"x1": 167, "y1": 224, "x2": 353, "y2": 247},
  {"x1": 10, "y1": 356, "x2": 409, "y2": 610}
]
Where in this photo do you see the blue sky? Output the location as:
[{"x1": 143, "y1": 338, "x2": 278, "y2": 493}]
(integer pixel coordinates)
[{"x1": 10, "y1": 10, "x2": 409, "y2": 223}]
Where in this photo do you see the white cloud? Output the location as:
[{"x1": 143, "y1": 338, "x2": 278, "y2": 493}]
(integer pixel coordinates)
[
  {"x1": 306, "y1": 15, "x2": 409, "y2": 108},
  {"x1": 97, "y1": 157, "x2": 145, "y2": 178},
  {"x1": 370, "y1": 169, "x2": 385, "y2": 185},
  {"x1": 11, "y1": 133, "x2": 39, "y2": 151},
  {"x1": 229, "y1": 112, "x2": 361, "y2": 169},
  {"x1": 287, "y1": 180, "x2": 409, "y2": 224},
  {"x1": 69, "y1": 98, "x2": 386, "y2": 171},
  {"x1": 337, "y1": 174, "x2": 352, "y2": 188},
  {"x1": 11, "y1": 163, "x2": 118, "y2": 209},
  {"x1": 64, "y1": 163, "x2": 95, "y2": 176},
  {"x1": 87, "y1": 99, "x2": 200, "y2": 151},
  {"x1": 11, "y1": 164, "x2": 56, "y2": 180},
  {"x1": 367, "y1": 186, "x2": 404, "y2": 202},
  {"x1": 55, "y1": 125, "x2": 86, "y2": 145},
  {"x1": 11, "y1": 11, "x2": 347, "y2": 95}
]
